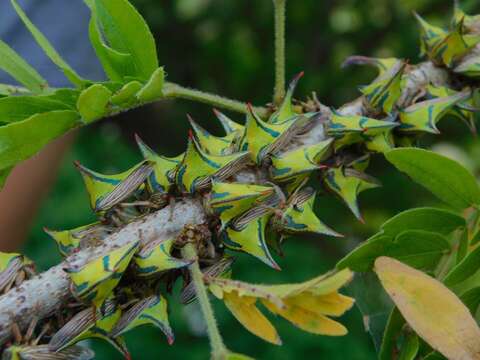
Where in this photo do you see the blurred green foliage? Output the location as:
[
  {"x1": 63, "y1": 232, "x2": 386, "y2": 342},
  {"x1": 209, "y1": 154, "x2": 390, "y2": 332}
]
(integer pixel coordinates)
[{"x1": 24, "y1": 0, "x2": 480, "y2": 358}]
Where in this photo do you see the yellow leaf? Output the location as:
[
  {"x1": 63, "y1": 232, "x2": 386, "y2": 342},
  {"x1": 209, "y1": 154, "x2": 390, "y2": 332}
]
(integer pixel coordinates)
[
  {"x1": 209, "y1": 269, "x2": 354, "y2": 342},
  {"x1": 262, "y1": 300, "x2": 348, "y2": 336},
  {"x1": 375, "y1": 256, "x2": 480, "y2": 360},
  {"x1": 285, "y1": 292, "x2": 355, "y2": 317},
  {"x1": 223, "y1": 292, "x2": 282, "y2": 345}
]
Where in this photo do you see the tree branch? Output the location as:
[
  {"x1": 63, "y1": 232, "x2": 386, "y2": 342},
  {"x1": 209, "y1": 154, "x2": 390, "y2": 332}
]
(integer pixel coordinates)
[{"x1": 0, "y1": 59, "x2": 454, "y2": 344}]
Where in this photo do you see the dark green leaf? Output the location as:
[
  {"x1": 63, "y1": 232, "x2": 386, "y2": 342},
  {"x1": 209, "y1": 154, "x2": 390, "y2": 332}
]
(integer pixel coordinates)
[
  {"x1": 337, "y1": 230, "x2": 449, "y2": 271},
  {"x1": 381, "y1": 207, "x2": 465, "y2": 237},
  {"x1": 380, "y1": 307, "x2": 405, "y2": 360},
  {"x1": 11, "y1": 0, "x2": 86, "y2": 87},
  {"x1": 0, "y1": 168, "x2": 11, "y2": 188},
  {"x1": 386, "y1": 148, "x2": 480, "y2": 210},
  {"x1": 460, "y1": 287, "x2": 480, "y2": 314},
  {"x1": 0, "y1": 110, "x2": 80, "y2": 171},
  {"x1": 0, "y1": 96, "x2": 71, "y2": 123},
  {"x1": 444, "y1": 246, "x2": 480, "y2": 287},
  {"x1": 349, "y1": 272, "x2": 393, "y2": 352},
  {"x1": 0, "y1": 39, "x2": 47, "y2": 93},
  {"x1": 338, "y1": 208, "x2": 463, "y2": 271},
  {"x1": 91, "y1": 0, "x2": 158, "y2": 81},
  {"x1": 423, "y1": 352, "x2": 447, "y2": 360},
  {"x1": 46, "y1": 89, "x2": 81, "y2": 109},
  {"x1": 397, "y1": 333, "x2": 419, "y2": 360}
]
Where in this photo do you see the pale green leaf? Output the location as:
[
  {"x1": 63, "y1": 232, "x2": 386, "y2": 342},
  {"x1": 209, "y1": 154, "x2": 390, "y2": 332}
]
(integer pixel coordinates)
[
  {"x1": 11, "y1": 0, "x2": 85, "y2": 87},
  {"x1": 0, "y1": 39, "x2": 47, "y2": 93},
  {"x1": 77, "y1": 84, "x2": 112, "y2": 124},
  {"x1": 386, "y1": 148, "x2": 480, "y2": 210},
  {"x1": 0, "y1": 110, "x2": 80, "y2": 171},
  {"x1": 444, "y1": 246, "x2": 480, "y2": 287},
  {"x1": 337, "y1": 207, "x2": 464, "y2": 271},
  {"x1": 380, "y1": 307, "x2": 405, "y2": 360},
  {"x1": 0, "y1": 96, "x2": 71, "y2": 123},
  {"x1": 136, "y1": 67, "x2": 165, "y2": 102},
  {"x1": 92, "y1": 0, "x2": 158, "y2": 80},
  {"x1": 88, "y1": 11, "x2": 136, "y2": 82}
]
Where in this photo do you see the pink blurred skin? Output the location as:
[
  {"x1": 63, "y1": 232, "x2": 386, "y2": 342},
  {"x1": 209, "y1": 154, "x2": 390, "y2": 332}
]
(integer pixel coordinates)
[{"x1": 0, "y1": 133, "x2": 74, "y2": 252}]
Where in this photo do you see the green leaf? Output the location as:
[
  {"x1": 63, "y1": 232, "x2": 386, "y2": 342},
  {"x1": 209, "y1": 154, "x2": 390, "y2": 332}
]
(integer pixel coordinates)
[
  {"x1": 110, "y1": 81, "x2": 142, "y2": 106},
  {"x1": 386, "y1": 148, "x2": 480, "y2": 210},
  {"x1": 76, "y1": 84, "x2": 112, "y2": 124},
  {"x1": 91, "y1": 0, "x2": 159, "y2": 81},
  {"x1": 0, "y1": 110, "x2": 80, "y2": 171},
  {"x1": 444, "y1": 246, "x2": 480, "y2": 288},
  {"x1": 0, "y1": 39, "x2": 47, "y2": 93},
  {"x1": 397, "y1": 333, "x2": 419, "y2": 360},
  {"x1": 380, "y1": 307, "x2": 405, "y2": 360},
  {"x1": 0, "y1": 96, "x2": 71, "y2": 123},
  {"x1": 136, "y1": 67, "x2": 165, "y2": 102},
  {"x1": 460, "y1": 287, "x2": 480, "y2": 314},
  {"x1": 337, "y1": 230, "x2": 449, "y2": 272},
  {"x1": 337, "y1": 208, "x2": 464, "y2": 271},
  {"x1": 88, "y1": 11, "x2": 136, "y2": 82},
  {"x1": 0, "y1": 168, "x2": 11, "y2": 188},
  {"x1": 381, "y1": 207, "x2": 465, "y2": 236},
  {"x1": 46, "y1": 89, "x2": 81, "y2": 109},
  {"x1": 423, "y1": 353, "x2": 446, "y2": 360},
  {"x1": 11, "y1": 0, "x2": 86, "y2": 87}
]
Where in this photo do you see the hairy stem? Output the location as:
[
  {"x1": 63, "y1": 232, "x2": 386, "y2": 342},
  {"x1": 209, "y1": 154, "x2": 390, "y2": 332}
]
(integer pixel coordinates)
[
  {"x1": 182, "y1": 243, "x2": 227, "y2": 358},
  {"x1": 273, "y1": 0, "x2": 287, "y2": 105},
  {"x1": 163, "y1": 82, "x2": 267, "y2": 117}
]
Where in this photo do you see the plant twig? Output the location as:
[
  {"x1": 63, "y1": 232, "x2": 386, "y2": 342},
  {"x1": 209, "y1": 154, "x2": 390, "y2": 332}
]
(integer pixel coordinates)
[
  {"x1": 273, "y1": 0, "x2": 287, "y2": 105},
  {"x1": 163, "y1": 82, "x2": 268, "y2": 117},
  {"x1": 182, "y1": 243, "x2": 227, "y2": 359}
]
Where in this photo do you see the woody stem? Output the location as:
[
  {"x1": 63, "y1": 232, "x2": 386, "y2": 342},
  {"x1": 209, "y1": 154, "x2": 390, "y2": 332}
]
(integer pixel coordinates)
[{"x1": 182, "y1": 243, "x2": 228, "y2": 358}]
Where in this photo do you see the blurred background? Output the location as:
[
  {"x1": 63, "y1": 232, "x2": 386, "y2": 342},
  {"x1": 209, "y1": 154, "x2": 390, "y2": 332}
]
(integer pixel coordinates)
[{"x1": 2, "y1": 0, "x2": 480, "y2": 359}]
